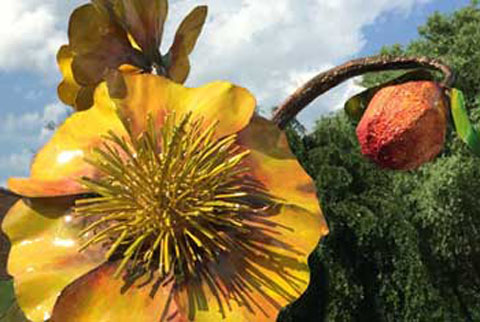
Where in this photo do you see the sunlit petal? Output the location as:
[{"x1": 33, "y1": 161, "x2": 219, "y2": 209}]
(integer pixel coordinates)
[
  {"x1": 174, "y1": 204, "x2": 324, "y2": 321},
  {"x1": 114, "y1": 74, "x2": 256, "y2": 141},
  {"x1": 2, "y1": 199, "x2": 104, "y2": 322},
  {"x1": 238, "y1": 115, "x2": 325, "y2": 215},
  {"x1": 8, "y1": 84, "x2": 127, "y2": 197},
  {"x1": 57, "y1": 45, "x2": 82, "y2": 109},
  {"x1": 51, "y1": 262, "x2": 182, "y2": 322}
]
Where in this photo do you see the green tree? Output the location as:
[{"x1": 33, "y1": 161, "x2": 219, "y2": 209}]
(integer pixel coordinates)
[{"x1": 280, "y1": 2, "x2": 480, "y2": 321}]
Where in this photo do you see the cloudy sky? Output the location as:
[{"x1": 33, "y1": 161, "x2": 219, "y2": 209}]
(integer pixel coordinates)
[{"x1": 0, "y1": 0, "x2": 471, "y2": 186}]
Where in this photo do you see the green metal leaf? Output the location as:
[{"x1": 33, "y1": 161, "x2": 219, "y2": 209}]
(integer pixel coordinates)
[
  {"x1": 0, "y1": 279, "x2": 27, "y2": 322},
  {"x1": 0, "y1": 191, "x2": 27, "y2": 322},
  {"x1": 0, "y1": 280, "x2": 14, "y2": 314},
  {"x1": 344, "y1": 85, "x2": 377, "y2": 122},
  {"x1": 450, "y1": 88, "x2": 480, "y2": 155},
  {"x1": 345, "y1": 69, "x2": 434, "y2": 122}
]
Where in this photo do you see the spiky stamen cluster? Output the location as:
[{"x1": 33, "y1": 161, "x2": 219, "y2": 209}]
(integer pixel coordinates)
[{"x1": 75, "y1": 113, "x2": 306, "y2": 319}]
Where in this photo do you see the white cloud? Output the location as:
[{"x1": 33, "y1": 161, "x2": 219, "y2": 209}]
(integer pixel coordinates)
[
  {"x1": 0, "y1": 151, "x2": 33, "y2": 174},
  {"x1": 1, "y1": 102, "x2": 69, "y2": 142},
  {"x1": 0, "y1": 0, "x2": 84, "y2": 72},
  {"x1": 0, "y1": 101, "x2": 69, "y2": 184},
  {"x1": 0, "y1": 149, "x2": 34, "y2": 187},
  {"x1": 1, "y1": 102, "x2": 69, "y2": 166}
]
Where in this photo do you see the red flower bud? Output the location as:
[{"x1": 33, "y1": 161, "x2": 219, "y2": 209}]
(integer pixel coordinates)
[{"x1": 356, "y1": 81, "x2": 448, "y2": 170}]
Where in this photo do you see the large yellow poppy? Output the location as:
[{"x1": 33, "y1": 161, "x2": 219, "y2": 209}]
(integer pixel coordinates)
[{"x1": 4, "y1": 74, "x2": 328, "y2": 321}]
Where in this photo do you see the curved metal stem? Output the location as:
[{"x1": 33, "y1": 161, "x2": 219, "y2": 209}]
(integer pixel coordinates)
[{"x1": 272, "y1": 55, "x2": 455, "y2": 129}]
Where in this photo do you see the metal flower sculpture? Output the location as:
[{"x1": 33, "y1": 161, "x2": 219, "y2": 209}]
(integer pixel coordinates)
[{"x1": 0, "y1": 0, "x2": 465, "y2": 321}]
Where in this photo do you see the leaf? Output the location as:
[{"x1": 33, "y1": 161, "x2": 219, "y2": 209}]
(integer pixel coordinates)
[
  {"x1": 450, "y1": 88, "x2": 480, "y2": 155},
  {"x1": 0, "y1": 279, "x2": 28, "y2": 322},
  {"x1": 345, "y1": 69, "x2": 434, "y2": 122},
  {"x1": 344, "y1": 86, "x2": 377, "y2": 123},
  {"x1": 0, "y1": 189, "x2": 19, "y2": 280},
  {"x1": 0, "y1": 301, "x2": 28, "y2": 322},
  {"x1": 0, "y1": 280, "x2": 15, "y2": 315},
  {"x1": 0, "y1": 192, "x2": 27, "y2": 321},
  {"x1": 167, "y1": 5, "x2": 208, "y2": 83}
]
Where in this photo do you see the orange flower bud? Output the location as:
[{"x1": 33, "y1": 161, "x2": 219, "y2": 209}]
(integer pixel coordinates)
[{"x1": 356, "y1": 81, "x2": 448, "y2": 170}]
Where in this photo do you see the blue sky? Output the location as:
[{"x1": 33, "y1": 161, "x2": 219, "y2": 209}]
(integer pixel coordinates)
[{"x1": 0, "y1": 0, "x2": 472, "y2": 186}]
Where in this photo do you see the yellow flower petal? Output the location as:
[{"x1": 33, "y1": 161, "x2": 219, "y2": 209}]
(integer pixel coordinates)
[
  {"x1": 118, "y1": 63, "x2": 142, "y2": 74},
  {"x1": 174, "y1": 280, "x2": 282, "y2": 322},
  {"x1": 50, "y1": 262, "x2": 181, "y2": 322},
  {"x1": 2, "y1": 199, "x2": 105, "y2": 322},
  {"x1": 238, "y1": 115, "x2": 325, "y2": 215},
  {"x1": 10, "y1": 75, "x2": 255, "y2": 198},
  {"x1": 115, "y1": 74, "x2": 256, "y2": 141},
  {"x1": 56, "y1": 45, "x2": 98, "y2": 111},
  {"x1": 57, "y1": 45, "x2": 82, "y2": 108},
  {"x1": 8, "y1": 84, "x2": 127, "y2": 197},
  {"x1": 174, "y1": 204, "x2": 324, "y2": 321},
  {"x1": 8, "y1": 178, "x2": 90, "y2": 198},
  {"x1": 185, "y1": 115, "x2": 327, "y2": 320}
]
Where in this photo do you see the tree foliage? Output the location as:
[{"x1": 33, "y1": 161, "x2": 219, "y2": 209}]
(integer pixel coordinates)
[{"x1": 280, "y1": 2, "x2": 480, "y2": 321}]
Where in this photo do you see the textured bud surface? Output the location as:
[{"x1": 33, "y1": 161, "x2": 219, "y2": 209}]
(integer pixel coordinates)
[{"x1": 356, "y1": 81, "x2": 448, "y2": 170}]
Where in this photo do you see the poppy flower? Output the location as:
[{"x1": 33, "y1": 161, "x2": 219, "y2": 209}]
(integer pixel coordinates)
[
  {"x1": 4, "y1": 74, "x2": 327, "y2": 321},
  {"x1": 58, "y1": 0, "x2": 207, "y2": 111}
]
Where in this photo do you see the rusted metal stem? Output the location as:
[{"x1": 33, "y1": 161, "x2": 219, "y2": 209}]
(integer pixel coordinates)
[{"x1": 272, "y1": 55, "x2": 455, "y2": 129}]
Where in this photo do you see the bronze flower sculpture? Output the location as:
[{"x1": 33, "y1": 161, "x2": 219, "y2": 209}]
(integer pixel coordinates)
[{"x1": 0, "y1": 1, "x2": 467, "y2": 321}]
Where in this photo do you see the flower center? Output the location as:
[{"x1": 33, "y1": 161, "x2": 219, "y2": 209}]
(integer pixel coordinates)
[
  {"x1": 75, "y1": 113, "x2": 307, "y2": 319},
  {"x1": 76, "y1": 112, "x2": 284, "y2": 278}
]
